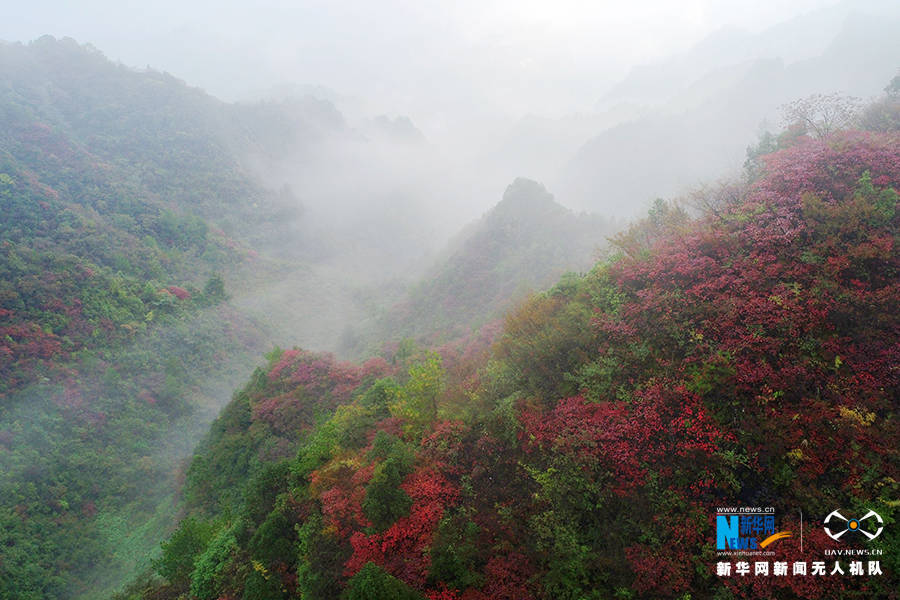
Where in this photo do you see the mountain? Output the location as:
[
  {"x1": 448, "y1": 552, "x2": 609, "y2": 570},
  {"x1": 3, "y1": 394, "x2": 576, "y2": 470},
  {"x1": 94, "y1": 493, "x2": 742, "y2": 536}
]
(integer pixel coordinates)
[
  {"x1": 121, "y1": 125, "x2": 899, "y2": 600},
  {"x1": 554, "y1": 7, "x2": 900, "y2": 218},
  {"x1": 0, "y1": 35, "x2": 352, "y2": 599},
  {"x1": 341, "y1": 178, "x2": 611, "y2": 355},
  {"x1": 596, "y1": 0, "x2": 897, "y2": 110},
  {"x1": 0, "y1": 37, "x2": 597, "y2": 599},
  {"x1": 4, "y1": 25, "x2": 899, "y2": 600}
]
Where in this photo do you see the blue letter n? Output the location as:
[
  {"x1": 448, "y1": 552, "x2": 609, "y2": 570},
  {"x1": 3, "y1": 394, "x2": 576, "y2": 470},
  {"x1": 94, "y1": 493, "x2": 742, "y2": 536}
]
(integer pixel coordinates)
[{"x1": 717, "y1": 516, "x2": 739, "y2": 550}]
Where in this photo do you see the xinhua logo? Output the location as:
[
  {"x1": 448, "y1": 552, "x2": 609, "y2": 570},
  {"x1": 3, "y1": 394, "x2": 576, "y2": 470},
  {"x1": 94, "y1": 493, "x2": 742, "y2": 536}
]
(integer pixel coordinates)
[
  {"x1": 824, "y1": 510, "x2": 883, "y2": 542},
  {"x1": 716, "y1": 509, "x2": 791, "y2": 551}
]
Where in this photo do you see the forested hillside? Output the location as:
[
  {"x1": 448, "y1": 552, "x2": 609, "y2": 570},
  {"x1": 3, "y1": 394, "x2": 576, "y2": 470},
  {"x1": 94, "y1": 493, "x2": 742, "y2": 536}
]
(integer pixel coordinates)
[
  {"x1": 0, "y1": 36, "x2": 311, "y2": 598},
  {"x1": 120, "y1": 119, "x2": 898, "y2": 599},
  {"x1": 0, "y1": 37, "x2": 617, "y2": 599},
  {"x1": 344, "y1": 178, "x2": 610, "y2": 355}
]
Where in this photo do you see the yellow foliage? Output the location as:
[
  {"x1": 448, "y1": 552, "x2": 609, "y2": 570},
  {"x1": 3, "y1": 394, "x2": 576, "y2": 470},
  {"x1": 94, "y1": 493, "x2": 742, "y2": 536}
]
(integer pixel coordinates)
[
  {"x1": 251, "y1": 560, "x2": 269, "y2": 578},
  {"x1": 786, "y1": 448, "x2": 804, "y2": 462},
  {"x1": 389, "y1": 352, "x2": 445, "y2": 435},
  {"x1": 308, "y1": 455, "x2": 363, "y2": 497},
  {"x1": 838, "y1": 405, "x2": 876, "y2": 427}
]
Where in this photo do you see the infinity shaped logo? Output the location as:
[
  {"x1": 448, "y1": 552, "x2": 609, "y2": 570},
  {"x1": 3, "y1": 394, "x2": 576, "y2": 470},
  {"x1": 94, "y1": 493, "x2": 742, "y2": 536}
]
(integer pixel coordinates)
[{"x1": 823, "y1": 509, "x2": 883, "y2": 541}]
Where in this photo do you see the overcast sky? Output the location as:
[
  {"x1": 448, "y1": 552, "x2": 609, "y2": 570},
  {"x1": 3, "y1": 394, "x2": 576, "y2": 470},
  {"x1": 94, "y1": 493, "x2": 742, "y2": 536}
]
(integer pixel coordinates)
[{"x1": 4, "y1": 0, "x2": 843, "y2": 122}]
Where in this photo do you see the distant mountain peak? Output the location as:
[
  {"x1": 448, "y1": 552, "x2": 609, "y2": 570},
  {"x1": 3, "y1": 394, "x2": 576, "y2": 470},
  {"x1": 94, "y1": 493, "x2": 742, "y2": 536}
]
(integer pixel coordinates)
[
  {"x1": 491, "y1": 178, "x2": 565, "y2": 222},
  {"x1": 369, "y1": 114, "x2": 426, "y2": 143}
]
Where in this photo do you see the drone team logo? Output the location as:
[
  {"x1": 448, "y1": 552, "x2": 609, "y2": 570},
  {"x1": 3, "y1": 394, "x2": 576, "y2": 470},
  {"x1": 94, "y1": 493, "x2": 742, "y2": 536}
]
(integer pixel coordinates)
[{"x1": 824, "y1": 509, "x2": 883, "y2": 542}]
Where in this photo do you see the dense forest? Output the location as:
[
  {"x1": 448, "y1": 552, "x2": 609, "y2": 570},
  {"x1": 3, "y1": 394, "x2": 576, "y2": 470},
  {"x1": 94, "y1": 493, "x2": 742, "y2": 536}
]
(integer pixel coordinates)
[
  {"x1": 0, "y1": 36, "x2": 291, "y2": 598},
  {"x1": 114, "y1": 105, "x2": 899, "y2": 598},
  {"x1": 0, "y1": 37, "x2": 612, "y2": 599},
  {"x1": 1, "y1": 6, "x2": 899, "y2": 599}
]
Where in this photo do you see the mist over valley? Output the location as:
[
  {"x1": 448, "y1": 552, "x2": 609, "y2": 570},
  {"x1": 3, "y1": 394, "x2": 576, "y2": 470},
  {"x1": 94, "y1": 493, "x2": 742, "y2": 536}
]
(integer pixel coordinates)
[{"x1": 0, "y1": 2, "x2": 898, "y2": 598}]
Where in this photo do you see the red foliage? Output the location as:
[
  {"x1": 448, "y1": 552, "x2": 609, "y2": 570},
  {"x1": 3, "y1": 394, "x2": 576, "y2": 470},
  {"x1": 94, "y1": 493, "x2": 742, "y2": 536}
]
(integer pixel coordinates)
[
  {"x1": 521, "y1": 389, "x2": 733, "y2": 496},
  {"x1": 266, "y1": 349, "x2": 301, "y2": 380},
  {"x1": 420, "y1": 421, "x2": 469, "y2": 475},
  {"x1": 756, "y1": 131, "x2": 900, "y2": 203},
  {"x1": 593, "y1": 131, "x2": 900, "y2": 500},
  {"x1": 625, "y1": 544, "x2": 692, "y2": 597},
  {"x1": 427, "y1": 586, "x2": 461, "y2": 600},
  {"x1": 319, "y1": 463, "x2": 374, "y2": 537},
  {"x1": 346, "y1": 468, "x2": 459, "y2": 586},
  {"x1": 255, "y1": 349, "x2": 392, "y2": 436},
  {"x1": 0, "y1": 321, "x2": 66, "y2": 395},
  {"x1": 369, "y1": 417, "x2": 405, "y2": 441},
  {"x1": 0, "y1": 322, "x2": 63, "y2": 360},
  {"x1": 476, "y1": 553, "x2": 536, "y2": 600},
  {"x1": 165, "y1": 285, "x2": 191, "y2": 300},
  {"x1": 138, "y1": 389, "x2": 157, "y2": 405},
  {"x1": 508, "y1": 130, "x2": 899, "y2": 596}
]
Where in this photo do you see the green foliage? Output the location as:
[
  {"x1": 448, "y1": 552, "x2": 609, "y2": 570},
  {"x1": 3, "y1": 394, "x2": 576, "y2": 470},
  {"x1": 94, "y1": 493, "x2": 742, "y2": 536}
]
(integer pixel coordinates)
[
  {"x1": 352, "y1": 178, "x2": 612, "y2": 355},
  {"x1": 429, "y1": 509, "x2": 484, "y2": 591},
  {"x1": 744, "y1": 130, "x2": 779, "y2": 180},
  {"x1": 294, "y1": 415, "x2": 341, "y2": 479},
  {"x1": 609, "y1": 198, "x2": 689, "y2": 259},
  {"x1": 0, "y1": 35, "x2": 351, "y2": 600},
  {"x1": 342, "y1": 563, "x2": 424, "y2": 600},
  {"x1": 684, "y1": 351, "x2": 736, "y2": 398},
  {"x1": 363, "y1": 454, "x2": 414, "y2": 532},
  {"x1": 152, "y1": 209, "x2": 208, "y2": 250},
  {"x1": 331, "y1": 403, "x2": 379, "y2": 451},
  {"x1": 366, "y1": 430, "x2": 414, "y2": 465},
  {"x1": 856, "y1": 170, "x2": 897, "y2": 223},
  {"x1": 359, "y1": 377, "x2": 398, "y2": 418},
  {"x1": 200, "y1": 273, "x2": 228, "y2": 306},
  {"x1": 296, "y1": 511, "x2": 349, "y2": 600},
  {"x1": 248, "y1": 509, "x2": 295, "y2": 568},
  {"x1": 523, "y1": 459, "x2": 614, "y2": 599},
  {"x1": 0, "y1": 303, "x2": 260, "y2": 599},
  {"x1": 887, "y1": 73, "x2": 900, "y2": 97},
  {"x1": 390, "y1": 353, "x2": 445, "y2": 434},
  {"x1": 243, "y1": 563, "x2": 289, "y2": 600},
  {"x1": 9, "y1": 43, "x2": 894, "y2": 600},
  {"x1": 152, "y1": 517, "x2": 217, "y2": 589},
  {"x1": 0, "y1": 34, "x2": 315, "y2": 599},
  {"x1": 495, "y1": 270, "x2": 601, "y2": 403},
  {"x1": 242, "y1": 461, "x2": 292, "y2": 526},
  {"x1": 183, "y1": 368, "x2": 276, "y2": 515},
  {"x1": 189, "y1": 526, "x2": 237, "y2": 600},
  {"x1": 529, "y1": 509, "x2": 604, "y2": 600},
  {"x1": 126, "y1": 122, "x2": 900, "y2": 600}
]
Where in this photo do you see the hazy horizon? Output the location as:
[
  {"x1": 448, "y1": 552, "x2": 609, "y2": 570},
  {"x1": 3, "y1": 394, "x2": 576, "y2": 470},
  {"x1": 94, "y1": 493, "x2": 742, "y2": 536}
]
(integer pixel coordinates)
[
  {"x1": 4, "y1": 0, "x2": 898, "y2": 232},
  {"x1": 1, "y1": 1, "x2": 858, "y2": 124}
]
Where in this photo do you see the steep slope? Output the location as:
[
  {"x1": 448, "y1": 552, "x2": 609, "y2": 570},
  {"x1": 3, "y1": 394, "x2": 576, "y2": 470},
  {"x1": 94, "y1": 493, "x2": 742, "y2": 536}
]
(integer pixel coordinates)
[
  {"x1": 0, "y1": 36, "x2": 347, "y2": 252},
  {"x1": 344, "y1": 178, "x2": 610, "y2": 355},
  {"x1": 0, "y1": 36, "x2": 343, "y2": 599},
  {"x1": 127, "y1": 127, "x2": 898, "y2": 599}
]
